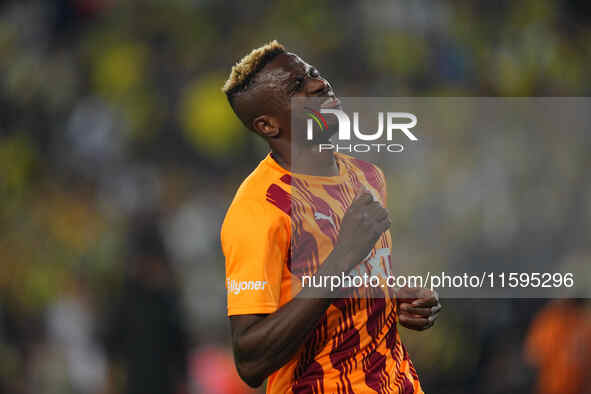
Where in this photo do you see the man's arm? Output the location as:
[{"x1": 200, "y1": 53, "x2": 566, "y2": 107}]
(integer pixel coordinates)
[
  {"x1": 229, "y1": 251, "x2": 351, "y2": 387},
  {"x1": 230, "y1": 191, "x2": 390, "y2": 388}
]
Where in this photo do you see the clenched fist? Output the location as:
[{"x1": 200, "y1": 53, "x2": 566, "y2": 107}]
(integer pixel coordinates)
[{"x1": 333, "y1": 187, "x2": 391, "y2": 272}]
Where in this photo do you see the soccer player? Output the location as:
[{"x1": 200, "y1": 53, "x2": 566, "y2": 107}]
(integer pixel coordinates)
[{"x1": 221, "y1": 40, "x2": 441, "y2": 393}]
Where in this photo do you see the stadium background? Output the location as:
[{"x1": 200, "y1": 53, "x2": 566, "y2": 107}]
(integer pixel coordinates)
[{"x1": 1, "y1": 1, "x2": 590, "y2": 393}]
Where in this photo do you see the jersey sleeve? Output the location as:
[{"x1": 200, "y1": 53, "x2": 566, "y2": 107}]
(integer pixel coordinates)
[{"x1": 221, "y1": 198, "x2": 290, "y2": 316}]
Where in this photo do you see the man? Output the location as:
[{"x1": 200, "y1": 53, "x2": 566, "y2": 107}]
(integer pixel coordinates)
[
  {"x1": 525, "y1": 299, "x2": 591, "y2": 394},
  {"x1": 221, "y1": 40, "x2": 441, "y2": 393}
]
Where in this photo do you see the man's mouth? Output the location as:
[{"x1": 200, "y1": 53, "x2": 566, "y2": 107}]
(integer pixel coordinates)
[{"x1": 320, "y1": 97, "x2": 341, "y2": 109}]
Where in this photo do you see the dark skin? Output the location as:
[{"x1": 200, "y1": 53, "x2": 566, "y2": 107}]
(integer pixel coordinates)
[{"x1": 229, "y1": 52, "x2": 442, "y2": 388}]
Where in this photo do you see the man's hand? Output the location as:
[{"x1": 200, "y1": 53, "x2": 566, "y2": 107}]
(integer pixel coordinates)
[
  {"x1": 396, "y1": 287, "x2": 442, "y2": 331},
  {"x1": 332, "y1": 188, "x2": 391, "y2": 272}
]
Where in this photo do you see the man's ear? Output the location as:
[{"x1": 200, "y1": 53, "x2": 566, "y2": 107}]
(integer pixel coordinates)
[{"x1": 252, "y1": 115, "x2": 280, "y2": 138}]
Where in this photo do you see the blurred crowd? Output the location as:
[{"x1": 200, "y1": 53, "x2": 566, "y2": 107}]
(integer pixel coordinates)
[{"x1": 1, "y1": 0, "x2": 590, "y2": 393}]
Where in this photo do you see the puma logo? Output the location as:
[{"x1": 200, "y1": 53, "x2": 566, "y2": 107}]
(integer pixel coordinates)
[{"x1": 314, "y1": 211, "x2": 336, "y2": 228}]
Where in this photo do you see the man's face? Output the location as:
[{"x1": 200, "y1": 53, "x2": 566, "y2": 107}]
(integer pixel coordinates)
[{"x1": 256, "y1": 52, "x2": 341, "y2": 143}]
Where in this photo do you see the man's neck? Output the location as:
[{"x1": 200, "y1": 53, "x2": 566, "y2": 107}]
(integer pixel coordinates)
[{"x1": 270, "y1": 143, "x2": 339, "y2": 177}]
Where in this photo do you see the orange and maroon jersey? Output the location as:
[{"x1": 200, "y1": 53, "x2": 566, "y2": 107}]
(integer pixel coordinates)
[{"x1": 221, "y1": 153, "x2": 423, "y2": 394}]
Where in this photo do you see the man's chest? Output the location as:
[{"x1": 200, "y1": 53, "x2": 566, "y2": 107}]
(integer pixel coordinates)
[{"x1": 287, "y1": 183, "x2": 393, "y2": 281}]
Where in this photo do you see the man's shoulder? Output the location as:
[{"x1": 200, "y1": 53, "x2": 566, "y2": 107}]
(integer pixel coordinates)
[
  {"x1": 337, "y1": 153, "x2": 386, "y2": 186},
  {"x1": 221, "y1": 162, "x2": 291, "y2": 248},
  {"x1": 226, "y1": 157, "x2": 292, "y2": 219},
  {"x1": 337, "y1": 153, "x2": 384, "y2": 172}
]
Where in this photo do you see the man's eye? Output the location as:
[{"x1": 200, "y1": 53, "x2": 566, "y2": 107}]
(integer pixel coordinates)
[{"x1": 292, "y1": 78, "x2": 304, "y2": 91}]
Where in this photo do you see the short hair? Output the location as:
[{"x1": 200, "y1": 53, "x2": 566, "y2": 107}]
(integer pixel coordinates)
[{"x1": 222, "y1": 40, "x2": 286, "y2": 99}]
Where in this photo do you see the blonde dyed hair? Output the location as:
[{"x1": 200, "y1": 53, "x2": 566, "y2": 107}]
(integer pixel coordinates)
[{"x1": 222, "y1": 40, "x2": 286, "y2": 96}]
